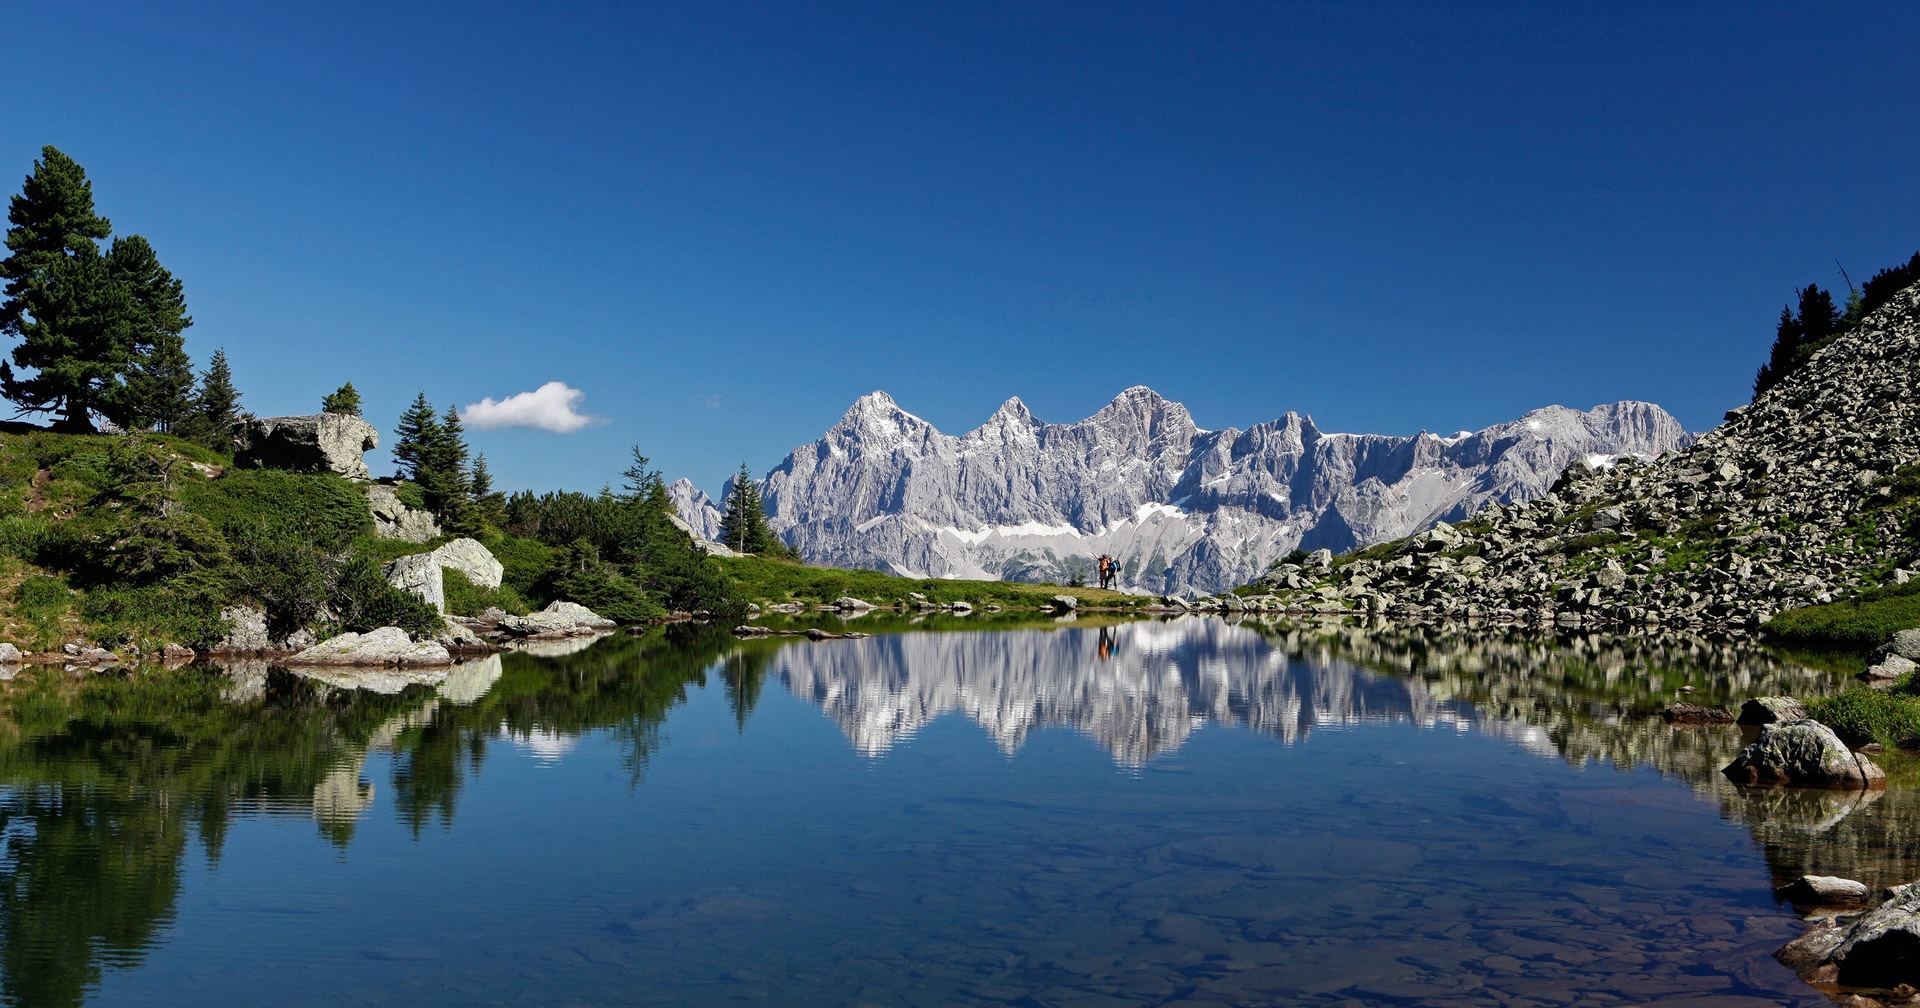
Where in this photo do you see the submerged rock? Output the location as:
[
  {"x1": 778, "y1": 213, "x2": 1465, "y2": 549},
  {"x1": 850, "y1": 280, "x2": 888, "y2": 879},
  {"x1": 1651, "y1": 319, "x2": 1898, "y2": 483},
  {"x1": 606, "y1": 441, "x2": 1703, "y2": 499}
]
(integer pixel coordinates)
[
  {"x1": 1775, "y1": 874, "x2": 1870, "y2": 906},
  {"x1": 1662, "y1": 702, "x2": 1734, "y2": 724},
  {"x1": 1721, "y1": 719, "x2": 1886, "y2": 790}
]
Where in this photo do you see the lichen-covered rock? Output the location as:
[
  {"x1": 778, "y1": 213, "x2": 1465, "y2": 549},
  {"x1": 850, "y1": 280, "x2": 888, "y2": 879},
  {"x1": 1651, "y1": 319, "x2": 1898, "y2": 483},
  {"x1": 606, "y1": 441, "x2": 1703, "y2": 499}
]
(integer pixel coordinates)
[
  {"x1": 0, "y1": 642, "x2": 21, "y2": 664},
  {"x1": 1738, "y1": 696, "x2": 1809, "y2": 725},
  {"x1": 287, "y1": 626, "x2": 451, "y2": 667},
  {"x1": 1885, "y1": 628, "x2": 1920, "y2": 662},
  {"x1": 385, "y1": 554, "x2": 445, "y2": 613},
  {"x1": 1777, "y1": 881, "x2": 1920, "y2": 987},
  {"x1": 1722, "y1": 719, "x2": 1886, "y2": 790},
  {"x1": 233, "y1": 414, "x2": 379, "y2": 480},
  {"x1": 430, "y1": 538, "x2": 504, "y2": 589},
  {"x1": 367, "y1": 484, "x2": 440, "y2": 543},
  {"x1": 213, "y1": 605, "x2": 271, "y2": 653}
]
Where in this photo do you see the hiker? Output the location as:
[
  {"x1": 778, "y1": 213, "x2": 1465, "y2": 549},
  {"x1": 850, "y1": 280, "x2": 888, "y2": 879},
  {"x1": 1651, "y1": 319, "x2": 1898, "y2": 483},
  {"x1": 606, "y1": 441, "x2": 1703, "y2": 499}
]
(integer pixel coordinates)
[{"x1": 1096, "y1": 554, "x2": 1115, "y2": 591}]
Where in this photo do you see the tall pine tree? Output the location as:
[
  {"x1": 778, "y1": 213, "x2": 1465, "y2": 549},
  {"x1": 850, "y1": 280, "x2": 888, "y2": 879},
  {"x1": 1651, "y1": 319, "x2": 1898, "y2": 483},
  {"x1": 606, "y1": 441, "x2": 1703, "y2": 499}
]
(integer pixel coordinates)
[
  {"x1": 117, "y1": 328, "x2": 195, "y2": 432},
  {"x1": 179, "y1": 348, "x2": 242, "y2": 449},
  {"x1": 0, "y1": 147, "x2": 190, "y2": 431},
  {"x1": 392, "y1": 392, "x2": 439, "y2": 482},
  {"x1": 719, "y1": 462, "x2": 782, "y2": 555},
  {"x1": 424, "y1": 403, "x2": 472, "y2": 522}
]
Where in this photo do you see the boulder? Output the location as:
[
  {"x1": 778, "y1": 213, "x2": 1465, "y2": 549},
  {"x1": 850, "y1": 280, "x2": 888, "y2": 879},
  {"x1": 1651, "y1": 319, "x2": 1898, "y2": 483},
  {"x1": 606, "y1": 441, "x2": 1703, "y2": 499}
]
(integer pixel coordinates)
[
  {"x1": 1775, "y1": 875, "x2": 1870, "y2": 906},
  {"x1": 160, "y1": 643, "x2": 195, "y2": 660},
  {"x1": 430, "y1": 537, "x2": 504, "y2": 589},
  {"x1": 431, "y1": 618, "x2": 489, "y2": 651},
  {"x1": 384, "y1": 554, "x2": 445, "y2": 613},
  {"x1": 1861, "y1": 653, "x2": 1915, "y2": 682},
  {"x1": 233, "y1": 414, "x2": 380, "y2": 480},
  {"x1": 1777, "y1": 882, "x2": 1920, "y2": 987},
  {"x1": 1049, "y1": 595, "x2": 1079, "y2": 612},
  {"x1": 212, "y1": 605, "x2": 272, "y2": 653},
  {"x1": 1738, "y1": 696, "x2": 1809, "y2": 725},
  {"x1": 1885, "y1": 628, "x2": 1920, "y2": 662},
  {"x1": 0, "y1": 642, "x2": 20, "y2": 664},
  {"x1": 286, "y1": 627, "x2": 452, "y2": 667},
  {"x1": 497, "y1": 600, "x2": 617, "y2": 638},
  {"x1": 367, "y1": 485, "x2": 440, "y2": 543},
  {"x1": 1721, "y1": 719, "x2": 1886, "y2": 790},
  {"x1": 834, "y1": 596, "x2": 875, "y2": 611}
]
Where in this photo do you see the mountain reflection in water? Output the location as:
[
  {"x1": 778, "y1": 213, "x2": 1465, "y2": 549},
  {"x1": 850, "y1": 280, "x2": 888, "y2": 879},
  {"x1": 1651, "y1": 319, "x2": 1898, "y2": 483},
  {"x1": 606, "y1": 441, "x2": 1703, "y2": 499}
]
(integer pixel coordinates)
[{"x1": 0, "y1": 617, "x2": 1909, "y2": 1006}]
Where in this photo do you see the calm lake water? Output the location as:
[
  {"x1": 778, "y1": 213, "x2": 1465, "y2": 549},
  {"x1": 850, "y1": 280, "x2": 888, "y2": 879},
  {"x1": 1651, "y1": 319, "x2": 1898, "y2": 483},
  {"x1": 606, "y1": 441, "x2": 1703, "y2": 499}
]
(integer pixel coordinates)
[{"x1": 1, "y1": 614, "x2": 1909, "y2": 1007}]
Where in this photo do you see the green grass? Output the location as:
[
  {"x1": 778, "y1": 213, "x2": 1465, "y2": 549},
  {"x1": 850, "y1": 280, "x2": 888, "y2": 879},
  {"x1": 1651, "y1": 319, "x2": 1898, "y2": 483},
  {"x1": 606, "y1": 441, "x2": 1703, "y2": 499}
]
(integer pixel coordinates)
[
  {"x1": 1808, "y1": 678, "x2": 1920, "y2": 748},
  {"x1": 443, "y1": 567, "x2": 531, "y2": 617},
  {"x1": 713, "y1": 554, "x2": 1145, "y2": 609},
  {"x1": 1762, "y1": 579, "x2": 1920, "y2": 650}
]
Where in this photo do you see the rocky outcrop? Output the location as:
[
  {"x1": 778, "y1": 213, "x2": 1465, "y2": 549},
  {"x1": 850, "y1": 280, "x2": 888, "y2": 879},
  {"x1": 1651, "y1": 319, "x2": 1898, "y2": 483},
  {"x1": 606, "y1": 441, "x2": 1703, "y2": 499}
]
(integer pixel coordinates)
[
  {"x1": 209, "y1": 604, "x2": 318, "y2": 654},
  {"x1": 676, "y1": 388, "x2": 1690, "y2": 596},
  {"x1": 1255, "y1": 281, "x2": 1920, "y2": 630},
  {"x1": 1777, "y1": 881, "x2": 1920, "y2": 987},
  {"x1": 286, "y1": 627, "x2": 452, "y2": 667},
  {"x1": 431, "y1": 537, "x2": 504, "y2": 589},
  {"x1": 1739, "y1": 697, "x2": 1810, "y2": 725},
  {"x1": 384, "y1": 554, "x2": 445, "y2": 612},
  {"x1": 1721, "y1": 719, "x2": 1886, "y2": 790},
  {"x1": 668, "y1": 479, "x2": 724, "y2": 541},
  {"x1": 233, "y1": 414, "x2": 380, "y2": 481},
  {"x1": 497, "y1": 600, "x2": 618, "y2": 639},
  {"x1": 367, "y1": 485, "x2": 440, "y2": 543}
]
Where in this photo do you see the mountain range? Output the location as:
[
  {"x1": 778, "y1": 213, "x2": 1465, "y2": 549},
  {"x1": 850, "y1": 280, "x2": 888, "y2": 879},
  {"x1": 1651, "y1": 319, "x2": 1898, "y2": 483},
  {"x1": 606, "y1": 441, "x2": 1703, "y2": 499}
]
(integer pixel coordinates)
[{"x1": 672, "y1": 386, "x2": 1693, "y2": 595}]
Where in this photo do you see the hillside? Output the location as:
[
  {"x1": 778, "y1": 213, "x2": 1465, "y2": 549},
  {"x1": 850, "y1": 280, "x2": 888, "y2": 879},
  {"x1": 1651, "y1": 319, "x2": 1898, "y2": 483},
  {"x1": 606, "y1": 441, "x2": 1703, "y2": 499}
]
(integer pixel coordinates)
[{"x1": 1255, "y1": 280, "x2": 1920, "y2": 632}]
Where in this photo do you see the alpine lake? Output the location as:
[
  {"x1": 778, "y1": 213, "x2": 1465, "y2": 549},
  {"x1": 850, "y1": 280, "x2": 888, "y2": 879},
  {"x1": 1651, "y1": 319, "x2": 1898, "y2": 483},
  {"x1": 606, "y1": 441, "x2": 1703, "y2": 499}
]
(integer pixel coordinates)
[{"x1": 1, "y1": 611, "x2": 1911, "y2": 1007}]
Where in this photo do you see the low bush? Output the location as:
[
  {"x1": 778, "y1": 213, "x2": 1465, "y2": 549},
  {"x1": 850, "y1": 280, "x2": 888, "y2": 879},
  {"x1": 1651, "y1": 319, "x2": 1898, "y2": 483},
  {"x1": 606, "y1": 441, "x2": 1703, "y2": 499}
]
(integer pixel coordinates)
[
  {"x1": 1763, "y1": 580, "x2": 1920, "y2": 651},
  {"x1": 443, "y1": 568, "x2": 530, "y2": 617},
  {"x1": 1809, "y1": 683, "x2": 1920, "y2": 748},
  {"x1": 78, "y1": 583, "x2": 229, "y2": 651},
  {"x1": 181, "y1": 469, "x2": 371, "y2": 550}
]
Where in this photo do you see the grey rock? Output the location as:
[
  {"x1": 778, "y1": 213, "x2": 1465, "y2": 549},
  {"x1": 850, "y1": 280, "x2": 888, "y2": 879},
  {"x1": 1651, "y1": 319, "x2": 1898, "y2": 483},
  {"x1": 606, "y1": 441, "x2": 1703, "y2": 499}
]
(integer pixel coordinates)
[
  {"x1": 1862, "y1": 653, "x2": 1915, "y2": 681},
  {"x1": 497, "y1": 600, "x2": 617, "y2": 638},
  {"x1": 834, "y1": 596, "x2": 875, "y2": 611},
  {"x1": 1049, "y1": 594, "x2": 1079, "y2": 611},
  {"x1": 1775, "y1": 874, "x2": 1870, "y2": 905},
  {"x1": 430, "y1": 537, "x2": 504, "y2": 589},
  {"x1": 384, "y1": 554, "x2": 445, "y2": 613},
  {"x1": 0, "y1": 643, "x2": 20, "y2": 664},
  {"x1": 160, "y1": 643, "x2": 195, "y2": 660},
  {"x1": 1662, "y1": 702, "x2": 1733, "y2": 724},
  {"x1": 367, "y1": 484, "x2": 440, "y2": 543},
  {"x1": 1721, "y1": 719, "x2": 1886, "y2": 790},
  {"x1": 213, "y1": 605, "x2": 272, "y2": 653},
  {"x1": 1778, "y1": 882, "x2": 1920, "y2": 986},
  {"x1": 1886, "y1": 628, "x2": 1920, "y2": 661},
  {"x1": 1739, "y1": 696, "x2": 1810, "y2": 725},
  {"x1": 287, "y1": 627, "x2": 452, "y2": 667},
  {"x1": 432, "y1": 618, "x2": 489, "y2": 650},
  {"x1": 233, "y1": 414, "x2": 380, "y2": 480}
]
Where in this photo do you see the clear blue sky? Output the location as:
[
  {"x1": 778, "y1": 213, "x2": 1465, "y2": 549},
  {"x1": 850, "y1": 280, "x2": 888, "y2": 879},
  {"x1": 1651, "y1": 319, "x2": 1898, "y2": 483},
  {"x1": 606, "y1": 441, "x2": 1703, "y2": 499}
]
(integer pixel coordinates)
[{"x1": 5, "y1": 1, "x2": 1916, "y2": 497}]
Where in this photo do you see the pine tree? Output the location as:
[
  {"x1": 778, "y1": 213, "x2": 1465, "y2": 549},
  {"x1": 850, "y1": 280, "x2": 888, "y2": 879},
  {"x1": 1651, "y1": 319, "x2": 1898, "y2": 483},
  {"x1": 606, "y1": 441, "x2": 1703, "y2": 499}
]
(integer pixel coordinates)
[
  {"x1": 424, "y1": 403, "x2": 472, "y2": 521},
  {"x1": 1, "y1": 147, "x2": 191, "y2": 431},
  {"x1": 392, "y1": 392, "x2": 439, "y2": 481},
  {"x1": 117, "y1": 328, "x2": 195, "y2": 432},
  {"x1": 321, "y1": 382, "x2": 362, "y2": 416},
  {"x1": 469, "y1": 453, "x2": 507, "y2": 531},
  {"x1": 179, "y1": 348, "x2": 242, "y2": 449},
  {"x1": 719, "y1": 462, "x2": 782, "y2": 555}
]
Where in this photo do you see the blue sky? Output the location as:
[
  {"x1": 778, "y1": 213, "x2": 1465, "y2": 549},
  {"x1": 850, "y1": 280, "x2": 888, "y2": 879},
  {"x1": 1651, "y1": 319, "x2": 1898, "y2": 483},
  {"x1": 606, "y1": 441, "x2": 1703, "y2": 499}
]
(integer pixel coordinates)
[{"x1": 5, "y1": 1, "x2": 1916, "y2": 497}]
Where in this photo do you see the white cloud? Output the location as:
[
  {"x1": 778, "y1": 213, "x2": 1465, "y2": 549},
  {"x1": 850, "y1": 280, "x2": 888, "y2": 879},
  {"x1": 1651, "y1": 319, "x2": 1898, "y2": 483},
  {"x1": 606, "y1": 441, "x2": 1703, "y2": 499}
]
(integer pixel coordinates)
[
  {"x1": 693, "y1": 393, "x2": 726, "y2": 409},
  {"x1": 462, "y1": 381, "x2": 599, "y2": 433}
]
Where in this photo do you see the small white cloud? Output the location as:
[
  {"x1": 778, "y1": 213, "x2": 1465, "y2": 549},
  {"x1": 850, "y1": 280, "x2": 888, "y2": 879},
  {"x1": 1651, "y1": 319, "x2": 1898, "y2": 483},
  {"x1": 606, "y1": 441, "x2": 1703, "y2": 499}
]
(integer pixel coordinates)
[
  {"x1": 462, "y1": 382, "x2": 599, "y2": 433},
  {"x1": 693, "y1": 393, "x2": 726, "y2": 409}
]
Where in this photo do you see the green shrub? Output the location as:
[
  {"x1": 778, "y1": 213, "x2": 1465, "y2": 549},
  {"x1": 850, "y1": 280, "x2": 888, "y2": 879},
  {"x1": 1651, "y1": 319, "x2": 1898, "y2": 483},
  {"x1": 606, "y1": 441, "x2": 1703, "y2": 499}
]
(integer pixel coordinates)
[
  {"x1": 328, "y1": 554, "x2": 442, "y2": 635},
  {"x1": 481, "y1": 534, "x2": 558, "y2": 600},
  {"x1": 443, "y1": 567, "x2": 530, "y2": 617},
  {"x1": 1763, "y1": 580, "x2": 1920, "y2": 650},
  {"x1": 12, "y1": 575, "x2": 74, "y2": 649},
  {"x1": 181, "y1": 469, "x2": 371, "y2": 550},
  {"x1": 78, "y1": 583, "x2": 229, "y2": 650},
  {"x1": 1809, "y1": 685, "x2": 1920, "y2": 748},
  {"x1": 392, "y1": 480, "x2": 428, "y2": 511},
  {"x1": 46, "y1": 450, "x2": 112, "y2": 490},
  {"x1": 0, "y1": 515, "x2": 51, "y2": 560}
]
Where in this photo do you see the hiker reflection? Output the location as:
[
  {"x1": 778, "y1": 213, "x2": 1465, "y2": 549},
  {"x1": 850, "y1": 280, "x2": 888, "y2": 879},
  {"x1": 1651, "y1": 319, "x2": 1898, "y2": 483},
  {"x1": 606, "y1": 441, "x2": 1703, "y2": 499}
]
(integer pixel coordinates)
[{"x1": 1096, "y1": 627, "x2": 1118, "y2": 662}]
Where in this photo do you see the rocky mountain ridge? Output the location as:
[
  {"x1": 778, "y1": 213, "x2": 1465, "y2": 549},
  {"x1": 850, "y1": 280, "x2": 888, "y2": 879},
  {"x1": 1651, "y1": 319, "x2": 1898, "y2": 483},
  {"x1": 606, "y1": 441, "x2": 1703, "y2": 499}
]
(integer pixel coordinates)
[
  {"x1": 678, "y1": 388, "x2": 1693, "y2": 595},
  {"x1": 1253, "y1": 279, "x2": 1920, "y2": 629}
]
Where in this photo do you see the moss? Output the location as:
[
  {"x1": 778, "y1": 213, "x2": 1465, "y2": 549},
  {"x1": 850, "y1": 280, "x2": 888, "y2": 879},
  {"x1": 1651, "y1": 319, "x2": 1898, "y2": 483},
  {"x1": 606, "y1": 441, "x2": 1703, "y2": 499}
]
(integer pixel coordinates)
[
  {"x1": 1809, "y1": 683, "x2": 1920, "y2": 748},
  {"x1": 1764, "y1": 580, "x2": 1920, "y2": 650}
]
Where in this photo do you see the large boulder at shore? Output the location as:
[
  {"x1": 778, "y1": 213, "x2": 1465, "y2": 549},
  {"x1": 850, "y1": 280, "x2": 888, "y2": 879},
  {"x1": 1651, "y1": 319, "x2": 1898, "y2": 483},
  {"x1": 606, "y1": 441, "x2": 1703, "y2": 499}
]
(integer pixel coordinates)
[
  {"x1": 367, "y1": 485, "x2": 440, "y2": 543},
  {"x1": 497, "y1": 600, "x2": 617, "y2": 639},
  {"x1": 384, "y1": 554, "x2": 445, "y2": 613},
  {"x1": 430, "y1": 538, "x2": 503, "y2": 589},
  {"x1": 233, "y1": 414, "x2": 379, "y2": 481},
  {"x1": 209, "y1": 604, "x2": 317, "y2": 654},
  {"x1": 286, "y1": 626, "x2": 452, "y2": 667},
  {"x1": 1722, "y1": 719, "x2": 1886, "y2": 790},
  {"x1": 1777, "y1": 881, "x2": 1920, "y2": 986}
]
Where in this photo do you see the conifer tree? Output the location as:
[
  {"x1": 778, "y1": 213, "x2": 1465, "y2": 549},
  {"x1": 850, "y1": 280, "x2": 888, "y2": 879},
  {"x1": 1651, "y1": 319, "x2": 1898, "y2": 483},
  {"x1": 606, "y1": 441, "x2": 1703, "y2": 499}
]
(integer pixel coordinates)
[
  {"x1": 117, "y1": 328, "x2": 195, "y2": 432},
  {"x1": 424, "y1": 403, "x2": 472, "y2": 521},
  {"x1": 469, "y1": 453, "x2": 508, "y2": 530},
  {"x1": 719, "y1": 462, "x2": 781, "y2": 554},
  {"x1": 0, "y1": 148, "x2": 190, "y2": 431},
  {"x1": 321, "y1": 382, "x2": 362, "y2": 416},
  {"x1": 180, "y1": 348, "x2": 242, "y2": 449},
  {"x1": 392, "y1": 392, "x2": 439, "y2": 482}
]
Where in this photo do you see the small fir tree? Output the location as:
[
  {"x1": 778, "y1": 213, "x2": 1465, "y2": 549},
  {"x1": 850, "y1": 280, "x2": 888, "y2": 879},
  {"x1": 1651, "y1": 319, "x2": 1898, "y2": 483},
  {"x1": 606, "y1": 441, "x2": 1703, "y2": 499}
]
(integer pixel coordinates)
[
  {"x1": 179, "y1": 347, "x2": 242, "y2": 449},
  {"x1": 719, "y1": 462, "x2": 782, "y2": 555},
  {"x1": 321, "y1": 382, "x2": 362, "y2": 416},
  {"x1": 391, "y1": 392, "x2": 439, "y2": 482},
  {"x1": 116, "y1": 328, "x2": 196, "y2": 432}
]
